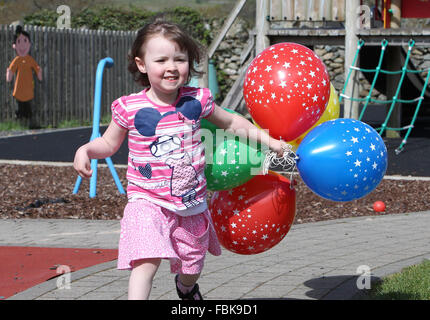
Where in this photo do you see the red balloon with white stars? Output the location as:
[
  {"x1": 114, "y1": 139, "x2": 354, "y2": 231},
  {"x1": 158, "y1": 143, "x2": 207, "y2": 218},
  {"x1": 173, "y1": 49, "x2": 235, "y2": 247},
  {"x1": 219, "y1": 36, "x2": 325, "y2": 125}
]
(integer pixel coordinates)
[
  {"x1": 209, "y1": 172, "x2": 296, "y2": 255},
  {"x1": 244, "y1": 42, "x2": 330, "y2": 141}
]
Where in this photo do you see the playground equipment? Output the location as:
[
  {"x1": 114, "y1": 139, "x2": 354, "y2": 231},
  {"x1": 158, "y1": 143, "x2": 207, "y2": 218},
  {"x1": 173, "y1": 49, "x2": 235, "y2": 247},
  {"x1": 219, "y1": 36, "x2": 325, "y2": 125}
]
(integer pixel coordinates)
[
  {"x1": 340, "y1": 39, "x2": 430, "y2": 154},
  {"x1": 73, "y1": 57, "x2": 125, "y2": 198},
  {"x1": 188, "y1": 60, "x2": 219, "y2": 99},
  {"x1": 244, "y1": 1, "x2": 430, "y2": 152}
]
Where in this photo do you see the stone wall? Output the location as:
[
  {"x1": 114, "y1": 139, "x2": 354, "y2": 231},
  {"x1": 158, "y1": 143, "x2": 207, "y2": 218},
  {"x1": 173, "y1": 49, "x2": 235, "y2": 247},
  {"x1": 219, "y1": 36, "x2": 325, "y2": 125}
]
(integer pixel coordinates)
[
  {"x1": 410, "y1": 47, "x2": 430, "y2": 77},
  {"x1": 210, "y1": 18, "x2": 250, "y2": 104},
  {"x1": 314, "y1": 46, "x2": 345, "y2": 93}
]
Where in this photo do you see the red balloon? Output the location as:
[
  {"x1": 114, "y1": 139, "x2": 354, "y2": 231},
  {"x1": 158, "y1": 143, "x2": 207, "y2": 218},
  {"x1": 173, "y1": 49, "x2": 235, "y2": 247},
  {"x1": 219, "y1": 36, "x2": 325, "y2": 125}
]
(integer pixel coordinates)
[
  {"x1": 244, "y1": 42, "x2": 330, "y2": 141},
  {"x1": 209, "y1": 172, "x2": 296, "y2": 255},
  {"x1": 373, "y1": 201, "x2": 386, "y2": 212}
]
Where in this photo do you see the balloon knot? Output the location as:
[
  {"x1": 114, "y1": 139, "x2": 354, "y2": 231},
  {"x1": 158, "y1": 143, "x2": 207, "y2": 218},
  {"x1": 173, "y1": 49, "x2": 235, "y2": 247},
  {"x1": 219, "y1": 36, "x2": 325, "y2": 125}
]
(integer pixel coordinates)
[{"x1": 262, "y1": 144, "x2": 297, "y2": 182}]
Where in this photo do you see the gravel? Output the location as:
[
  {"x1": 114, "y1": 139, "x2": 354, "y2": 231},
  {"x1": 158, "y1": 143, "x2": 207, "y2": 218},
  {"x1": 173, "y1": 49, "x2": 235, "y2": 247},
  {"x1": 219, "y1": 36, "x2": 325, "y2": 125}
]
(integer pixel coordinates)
[{"x1": 1, "y1": 164, "x2": 429, "y2": 224}]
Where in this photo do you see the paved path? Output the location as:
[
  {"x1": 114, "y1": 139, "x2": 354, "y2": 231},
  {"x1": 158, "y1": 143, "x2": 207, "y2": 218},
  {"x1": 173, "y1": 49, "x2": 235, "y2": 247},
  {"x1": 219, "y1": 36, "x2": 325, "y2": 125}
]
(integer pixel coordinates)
[{"x1": 3, "y1": 211, "x2": 430, "y2": 300}]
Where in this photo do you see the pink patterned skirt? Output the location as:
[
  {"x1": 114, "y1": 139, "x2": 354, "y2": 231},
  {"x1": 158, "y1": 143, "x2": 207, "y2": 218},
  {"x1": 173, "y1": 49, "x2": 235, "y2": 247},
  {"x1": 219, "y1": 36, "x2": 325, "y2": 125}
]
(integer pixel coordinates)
[{"x1": 117, "y1": 198, "x2": 222, "y2": 274}]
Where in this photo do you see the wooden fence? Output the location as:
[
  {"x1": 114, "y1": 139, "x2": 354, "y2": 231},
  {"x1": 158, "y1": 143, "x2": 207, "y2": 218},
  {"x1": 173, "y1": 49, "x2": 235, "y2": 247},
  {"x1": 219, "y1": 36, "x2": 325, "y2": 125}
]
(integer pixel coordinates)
[
  {"x1": 268, "y1": 0, "x2": 345, "y2": 24},
  {"x1": 0, "y1": 25, "x2": 142, "y2": 127}
]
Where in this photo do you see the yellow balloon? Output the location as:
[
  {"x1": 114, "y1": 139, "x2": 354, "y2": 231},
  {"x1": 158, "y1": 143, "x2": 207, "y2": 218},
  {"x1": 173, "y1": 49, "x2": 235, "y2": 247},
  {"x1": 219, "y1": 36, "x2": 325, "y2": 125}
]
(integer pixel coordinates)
[
  {"x1": 288, "y1": 83, "x2": 340, "y2": 148},
  {"x1": 251, "y1": 83, "x2": 339, "y2": 151},
  {"x1": 252, "y1": 119, "x2": 299, "y2": 151}
]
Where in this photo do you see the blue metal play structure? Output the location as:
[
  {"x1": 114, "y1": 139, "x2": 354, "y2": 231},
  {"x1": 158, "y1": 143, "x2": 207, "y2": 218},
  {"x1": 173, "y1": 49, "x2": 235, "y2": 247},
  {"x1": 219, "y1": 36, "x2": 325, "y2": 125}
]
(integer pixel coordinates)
[{"x1": 73, "y1": 57, "x2": 125, "y2": 198}]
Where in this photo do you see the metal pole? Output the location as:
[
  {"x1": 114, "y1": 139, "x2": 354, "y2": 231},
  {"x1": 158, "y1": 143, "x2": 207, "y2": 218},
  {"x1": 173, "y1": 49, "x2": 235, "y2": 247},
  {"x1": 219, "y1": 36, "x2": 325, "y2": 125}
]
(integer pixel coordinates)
[{"x1": 73, "y1": 57, "x2": 125, "y2": 198}]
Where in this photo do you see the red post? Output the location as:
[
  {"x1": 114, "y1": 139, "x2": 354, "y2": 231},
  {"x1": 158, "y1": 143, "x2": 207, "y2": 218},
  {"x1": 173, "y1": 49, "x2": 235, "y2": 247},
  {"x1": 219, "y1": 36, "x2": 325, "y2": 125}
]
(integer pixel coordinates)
[{"x1": 383, "y1": 0, "x2": 391, "y2": 28}]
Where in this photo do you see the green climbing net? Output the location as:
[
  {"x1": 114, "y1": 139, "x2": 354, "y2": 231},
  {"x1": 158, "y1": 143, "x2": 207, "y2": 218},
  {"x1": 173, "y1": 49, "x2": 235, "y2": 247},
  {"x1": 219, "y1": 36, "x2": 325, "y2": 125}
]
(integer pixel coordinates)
[{"x1": 340, "y1": 39, "x2": 430, "y2": 154}]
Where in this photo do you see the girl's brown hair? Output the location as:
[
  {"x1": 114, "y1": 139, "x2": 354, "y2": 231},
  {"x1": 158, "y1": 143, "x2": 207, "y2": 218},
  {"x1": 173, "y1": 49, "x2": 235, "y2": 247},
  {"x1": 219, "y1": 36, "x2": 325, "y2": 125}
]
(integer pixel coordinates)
[{"x1": 128, "y1": 19, "x2": 205, "y2": 87}]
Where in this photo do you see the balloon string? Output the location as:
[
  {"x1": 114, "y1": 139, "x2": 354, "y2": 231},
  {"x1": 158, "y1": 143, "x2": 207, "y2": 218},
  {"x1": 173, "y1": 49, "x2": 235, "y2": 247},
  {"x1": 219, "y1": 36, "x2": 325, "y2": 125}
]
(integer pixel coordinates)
[{"x1": 262, "y1": 144, "x2": 298, "y2": 185}]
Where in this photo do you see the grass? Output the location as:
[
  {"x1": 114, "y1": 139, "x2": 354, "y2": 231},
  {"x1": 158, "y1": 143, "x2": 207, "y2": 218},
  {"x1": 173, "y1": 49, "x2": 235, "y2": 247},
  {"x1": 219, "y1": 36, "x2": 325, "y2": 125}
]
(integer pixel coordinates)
[
  {"x1": 0, "y1": 120, "x2": 28, "y2": 131},
  {"x1": 56, "y1": 119, "x2": 91, "y2": 129},
  {"x1": 366, "y1": 259, "x2": 430, "y2": 300}
]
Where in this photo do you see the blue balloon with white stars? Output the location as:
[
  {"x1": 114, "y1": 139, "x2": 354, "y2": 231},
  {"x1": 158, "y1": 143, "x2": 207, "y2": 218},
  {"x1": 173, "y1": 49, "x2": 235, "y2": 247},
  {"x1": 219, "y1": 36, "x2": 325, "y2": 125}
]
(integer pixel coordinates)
[{"x1": 296, "y1": 118, "x2": 387, "y2": 202}]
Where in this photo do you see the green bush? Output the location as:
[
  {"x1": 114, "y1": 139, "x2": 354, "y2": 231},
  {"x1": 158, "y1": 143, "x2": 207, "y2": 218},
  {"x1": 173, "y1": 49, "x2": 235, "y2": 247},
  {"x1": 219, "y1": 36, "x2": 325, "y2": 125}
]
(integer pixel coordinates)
[
  {"x1": 161, "y1": 7, "x2": 212, "y2": 45},
  {"x1": 23, "y1": 6, "x2": 211, "y2": 44},
  {"x1": 72, "y1": 7, "x2": 155, "y2": 30},
  {"x1": 23, "y1": 9, "x2": 59, "y2": 27}
]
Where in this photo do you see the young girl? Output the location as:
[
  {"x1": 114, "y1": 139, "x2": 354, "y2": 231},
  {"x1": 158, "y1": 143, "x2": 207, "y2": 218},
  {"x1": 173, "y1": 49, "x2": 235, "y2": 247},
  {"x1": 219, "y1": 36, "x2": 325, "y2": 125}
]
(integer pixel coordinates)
[{"x1": 74, "y1": 19, "x2": 287, "y2": 300}]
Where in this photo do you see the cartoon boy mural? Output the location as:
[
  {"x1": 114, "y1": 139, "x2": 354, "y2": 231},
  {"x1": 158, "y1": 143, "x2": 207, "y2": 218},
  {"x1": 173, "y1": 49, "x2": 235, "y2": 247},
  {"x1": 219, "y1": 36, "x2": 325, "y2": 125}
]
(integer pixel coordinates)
[{"x1": 6, "y1": 25, "x2": 42, "y2": 128}]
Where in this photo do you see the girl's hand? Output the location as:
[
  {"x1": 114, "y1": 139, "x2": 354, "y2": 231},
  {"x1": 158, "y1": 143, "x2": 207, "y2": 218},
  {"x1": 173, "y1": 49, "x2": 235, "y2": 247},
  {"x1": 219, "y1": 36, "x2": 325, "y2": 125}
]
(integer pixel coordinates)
[
  {"x1": 72, "y1": 120, "x2": 127, "y2": 179},
  {"x1": 73, "y1": 146, "x2": 93, "y2": 178},
  {"x1": 270, "y1": 139, "x2": 291, "y2": 158}
]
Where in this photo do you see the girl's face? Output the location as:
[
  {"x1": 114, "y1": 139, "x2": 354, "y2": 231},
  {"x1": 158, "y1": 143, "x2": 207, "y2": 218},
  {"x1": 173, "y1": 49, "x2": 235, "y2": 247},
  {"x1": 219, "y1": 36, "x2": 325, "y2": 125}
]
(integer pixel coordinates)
[
  {"x1": 135, "y1": 35, "x2": 189, "y2": 105},
  {"x1": 13, "y1": 34, "x2": 31, "y2": 57}
]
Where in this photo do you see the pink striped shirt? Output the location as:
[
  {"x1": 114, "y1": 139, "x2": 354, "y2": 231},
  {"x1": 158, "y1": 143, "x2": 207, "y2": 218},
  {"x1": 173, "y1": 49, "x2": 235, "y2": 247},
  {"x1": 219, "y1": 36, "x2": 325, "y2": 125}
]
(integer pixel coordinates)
[{"x1": 111, "y1": 86, "x2": 215, "y2": 215}]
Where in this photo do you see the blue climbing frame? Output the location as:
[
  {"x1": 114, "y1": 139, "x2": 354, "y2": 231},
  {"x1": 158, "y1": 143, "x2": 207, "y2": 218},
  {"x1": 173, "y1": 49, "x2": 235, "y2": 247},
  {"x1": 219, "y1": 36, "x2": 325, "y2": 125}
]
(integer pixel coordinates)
[{"x1": 73, "y1": 57, "x2": 125, "y2": 198}]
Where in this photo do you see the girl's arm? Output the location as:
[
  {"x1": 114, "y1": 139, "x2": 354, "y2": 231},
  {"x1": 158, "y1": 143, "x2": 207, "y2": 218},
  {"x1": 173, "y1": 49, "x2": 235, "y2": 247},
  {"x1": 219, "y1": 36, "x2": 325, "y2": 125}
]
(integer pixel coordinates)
[
  {"x1": 6, "y1": 68, "x2": 13, "y2": 82},
  {"x1": 74, "y1": 120, "x2": 127, "y2": 178},
  {"x1": 36, "y1": 67, "x2": 42, "y2": 81},
  {"x1": 206, "y1": 105, "x2": 288, "y2": 156},
  {"x1": 7, "y1": 58, "x2": 17, "y2": 82},
  {"x1": 33, "y1": 61, "x2": 42, "y2": 81}
]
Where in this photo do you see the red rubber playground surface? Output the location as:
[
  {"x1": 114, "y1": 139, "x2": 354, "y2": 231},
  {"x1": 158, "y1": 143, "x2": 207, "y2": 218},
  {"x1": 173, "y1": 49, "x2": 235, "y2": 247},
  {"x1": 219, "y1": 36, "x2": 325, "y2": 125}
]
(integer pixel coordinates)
[{"x1": 0, "y1": 247, "x2": 118, "y2": 299}]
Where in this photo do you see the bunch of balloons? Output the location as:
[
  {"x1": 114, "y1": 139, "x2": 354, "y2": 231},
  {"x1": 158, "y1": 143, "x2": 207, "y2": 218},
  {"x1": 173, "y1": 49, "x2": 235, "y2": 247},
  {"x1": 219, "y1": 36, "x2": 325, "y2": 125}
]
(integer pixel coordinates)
[
  {"x1": 244, "y1": 42, "x2": 331, "y2": 141},
  {"x1": 210, "y1": 172, "x2": 296, "y2": 255},
  {"x1": 207, "y1": 42, "x2": 387, "y2": 255},
  {"x1": 201, "y1": 108, "x2": 264, "y2": 191}
]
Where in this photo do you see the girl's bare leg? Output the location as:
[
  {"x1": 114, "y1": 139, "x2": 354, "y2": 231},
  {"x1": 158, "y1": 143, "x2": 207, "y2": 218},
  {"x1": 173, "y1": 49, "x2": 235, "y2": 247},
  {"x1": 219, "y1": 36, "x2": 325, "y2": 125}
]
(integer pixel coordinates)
[{"x1": 128, "y1": 258, "x2": 161, "y2": 300}]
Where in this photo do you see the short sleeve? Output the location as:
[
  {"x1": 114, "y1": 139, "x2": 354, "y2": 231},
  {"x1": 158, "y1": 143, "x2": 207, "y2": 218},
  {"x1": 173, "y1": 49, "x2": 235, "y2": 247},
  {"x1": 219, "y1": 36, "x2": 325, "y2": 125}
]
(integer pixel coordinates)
[
  {"x1": 200, "y1": 88, "x2": 215, "y2": 119},
  {"x1": 29, "y1": 56, "x2": 40, "y2": 72},
  {"x1": 8, "y1": 57, "x2": 19, "y2": 73},
  {"x1": 111, "y1": 97, "x2": 129, "y2": 129}
]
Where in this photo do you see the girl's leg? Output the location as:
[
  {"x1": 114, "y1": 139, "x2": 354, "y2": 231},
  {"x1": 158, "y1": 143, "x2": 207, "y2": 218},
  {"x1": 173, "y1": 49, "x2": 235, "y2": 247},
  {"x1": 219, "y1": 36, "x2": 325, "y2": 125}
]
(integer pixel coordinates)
[
  {"x1": 128, "y1": 258, "x2": 161, "y2": 300},
  {"x1": 176, "y1": 273, "x2": 203, "y2": 300},
  {"x1": 178, "y1": 273, "x2": 200, "y2": 287}
]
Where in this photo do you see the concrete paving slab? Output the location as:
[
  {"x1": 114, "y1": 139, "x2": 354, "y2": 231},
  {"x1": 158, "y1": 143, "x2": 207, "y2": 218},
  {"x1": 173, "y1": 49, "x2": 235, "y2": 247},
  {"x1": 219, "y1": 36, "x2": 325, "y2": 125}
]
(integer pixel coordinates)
[{"x1": 3, "y1": 210, "x2": 430, "y2": 300}]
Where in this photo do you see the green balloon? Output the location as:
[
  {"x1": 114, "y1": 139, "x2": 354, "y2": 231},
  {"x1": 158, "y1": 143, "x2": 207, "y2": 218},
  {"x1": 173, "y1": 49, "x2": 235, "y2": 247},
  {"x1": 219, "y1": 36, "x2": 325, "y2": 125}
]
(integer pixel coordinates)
[{"x1": 201, "y1": 108, "x2": 265, "y2": 191}]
